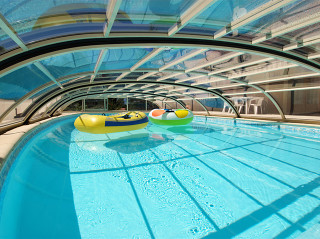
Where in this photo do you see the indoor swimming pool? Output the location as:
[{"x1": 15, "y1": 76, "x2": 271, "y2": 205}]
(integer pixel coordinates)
[{"x1": 0, "y1": 115, "x2": 319, "y2": 239}]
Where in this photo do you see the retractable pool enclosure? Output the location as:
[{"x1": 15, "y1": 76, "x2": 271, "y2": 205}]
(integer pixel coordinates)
[{"x1": 0, "y1": 0, "x2": 320, "y2": 133}]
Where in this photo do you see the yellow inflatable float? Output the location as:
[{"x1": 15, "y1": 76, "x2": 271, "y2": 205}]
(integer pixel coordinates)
[{"x1": 74, "y1": 112, "x2": 148, "y2": 134}]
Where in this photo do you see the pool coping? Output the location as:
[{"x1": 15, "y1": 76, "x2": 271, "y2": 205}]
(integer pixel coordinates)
[{"x1": 0, "y1": 113, "x2": 78, "y2": 170}]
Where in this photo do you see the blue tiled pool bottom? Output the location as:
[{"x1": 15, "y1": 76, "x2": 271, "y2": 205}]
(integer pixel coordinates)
[{"x1": 0, "y1": 115, "x2": 320, "y2": 238}]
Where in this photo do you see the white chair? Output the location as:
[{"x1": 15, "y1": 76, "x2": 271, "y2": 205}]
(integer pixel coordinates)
[
  {"x1": 222, "y1": 102, "x2": 232, "y2": 113},
  {"x1": 232, "y1": 97, "x2": 245, "y2": 114},
  {"x1": 249, "y1": 97, "x2": 264, "y2": 114}
]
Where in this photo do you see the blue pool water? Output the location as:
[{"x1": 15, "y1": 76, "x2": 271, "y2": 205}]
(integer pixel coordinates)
[{"x1": 0, "y1": 115, "x2": 320, "y2": 238}]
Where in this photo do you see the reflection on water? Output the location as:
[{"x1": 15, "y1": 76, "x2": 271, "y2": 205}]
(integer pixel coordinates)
[
  {"x1": 166, "y1": 125, "x2": 216, "y2": 134},
  {"x1": 104, "y1": 133, "x2": 174, "y2": 154},
  {"x1": 72, "y1": 123, "x2": 215, "y2": 155}
]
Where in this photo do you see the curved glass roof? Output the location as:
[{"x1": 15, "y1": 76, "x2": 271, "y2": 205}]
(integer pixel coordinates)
[{"x1": 0, "y1": 0, "x2": 320, "y2": 127}]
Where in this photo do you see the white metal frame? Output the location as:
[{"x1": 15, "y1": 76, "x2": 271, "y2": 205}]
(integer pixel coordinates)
[
  {"x1": 168, "y1": 0, "x2": 219, "y2": 36},
  {"x1": 137, "y1": 49, "x2": 207, "y2": 81},
  {"x1": 252, "y1": 12, "x2": 320, "y2": 44},
  {"x1": 90, "y1": 49, "x2": 108, "y2": 83},
  {"x1": 283, "y1": 35, "x2": 320, "y2": 51},
  {"x1": 0, "y1": 13, "x2": 28, "y2": 51},
  {"x1": 214, "y1": 0, "x2": 297, "y2": 39},
  {"x1": 103, "y1": 0, "x2": 123, "y2": 37},
  {"x1": 116, "y1": 48, "x2": 165, "y2": 81},
  {"x1": 33, "y1": 62, "x2": 64, "y2": 89}
]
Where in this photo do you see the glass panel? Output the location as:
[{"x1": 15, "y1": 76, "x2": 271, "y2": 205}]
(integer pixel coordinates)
[
  {"x1": 254, "y1": 75, "x2": 320, "y2": 91},
  {"x1": 0, "y1": 99, "x2": 31, "y2": 125},
  {"x1": 0, "y1": 64, "x2": 52, "y2": 124},
  {"x1": 180, "y1": 50, "x2": 230, "y2": 72},
  {"x1": 260, "y1": 27, "x2": 320, "y2": 54},
  {"x1": 146, "y1": 100, "x2": 159, "y2": 111},
  {"x1": 0, "y1": 99, "x2": 16, "y2": 124},
  {"x1": 0, "y1": 81, "x2": 61, "y2": 125},
  {"x1": 128, "y1": 98, "x2": 146, "y2": 111},
  {"x1": 64, "y1": 100, "x2": 83, "y2": 112},
  {"x1": 121, "y1": 0, "x2": 196, "y2": 22},
  {"x1": 31, "y1": 84, "x2": 59, "y2": 99},
  {"x1": 271, "y1": 88, "x2": 320, "y2": 121},
  {"x1": 183, "y1": 0, "x2": 270, "y2": 36},
  {"x1": 291, "y1": 42, "x2": 320, "y2": 57},
  {"x1": 311, "y1": 57, "x2": 320, "y2": 64},
  {"x1": 40, "y1": 50, "x2": 100, "y2": 79},
  {"x1": 1, "y1": 1, "x2": 107, "y2": 42},
  {"x1": 99, "y1": 48, "x2": 151, "y2": 71},
  {"x1": 65, "y1": 89, "x2": 87, "y2": 100},
  {"x1": 162, "y1": 100, "x2": 175, "y2": 110},
  {"x1": 94, "y1": 74, "x2": 122, "y2": 83},
  {"x1": 221, "y1": 59, "x2": 294, "y2": 80},
  {"x1": 198, "y1": 97, "x2": 231, "y2": 114},
  {"x1": 177, "y1": 74, "x2": 208, "y2": 84},
  {"x1": 311, "y1": 43, "x2": 320, "y2": 52},
  {"x1": 237, "y1": 0, "x2": 319, "y2": 40},
  {"x1": 113, "y1": 0, "x2": 196, "y2": 33},
  {"x1": 282, "y1": 23, "x2": 320, "y2": 45},
  {"x1": 180, "y1": 23, "x2": 221, "y2": 36},
  {"x1": 110, "y1": 21, "x2": 171, "y2": 33},
  {"x1": 30, "y1": 95, "x2": 62, "y2": 121},
  {"x1": 0, "y1": 64, "x2": 51, "y2": 100},
  {"x1": 187, "y1": 91, "x2": 234, "y2": 116},
  {"x1": 292, "y1": 46, "x2": 319, "y2": 56},
  {"x1": 84, "y1": 98, "x2": 104, "y2": 111},
  {"x1": 257, "y1": 37, "x2": 290, "y2": 49},
  {"x1": 107, "y1": 98, "x2": 126, "y2": 111},
  {"x1": 20, "y1": 23, "x2": 104, "y2": 45},
  {"x1": 246, "y1": 67, "x2": 316, "y2": 86},
  {"x1": 257, "y1": 75, "x2": 320, "y2": 119},
  {"x1": 140, "y1": 48, "x2": 193, "y2": 69},
  {"x1": 0, "y1": 28, "x2": 19, "y2": 56}
]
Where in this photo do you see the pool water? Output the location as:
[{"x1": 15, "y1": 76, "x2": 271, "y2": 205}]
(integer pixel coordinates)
[{"x1": 0, "y1": 115, "x2": 320, "y2": 238}]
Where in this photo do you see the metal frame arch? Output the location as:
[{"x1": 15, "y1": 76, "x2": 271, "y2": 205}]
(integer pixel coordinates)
[
  {"x1": 47, "y1": 91, "x2": 186, "y2": 117},
  {"x1": 0, "y1": 38, "x2": 318, "y2": 121},
  {"x1": 43, "y1": 84, "x2": 232, "y2": 119},
  {"x1": 1, "y1": 54, "x2": 300, "y2": 122},
  {"x1": 0, "y1": 73, "x2": 92, "y2": 123},
  {"x1": 167, "y1": 94, "x2": 210, "y2": 115},
  {"x1": 0, "y1": 69, "x2": 206, "y2": 123},
  {"x1": 162, "y1": 99, "x2": 173, "y2": 110},
  {"x1": 1, "y1": 33, "x2": 319, "y2": 69},
  {"x1": 102, "y1": 84, "x2": 210, "y2": 115},
  {"x1": 59, "y1": 97, "x2": 86, "y2": 112},
  {"x1": 22, "y1": 80, "x2": 240, "y2": 123},
  {"x1": 67, "y1": 70, "x2": 282, "y2": 117},
  {"x1": 152, "y1": 101, "x2": 162, "y2": 109},
  {"x1": 69, "y1": 78, "x2": 224, "y2": 109},
  {"x1": 0, "y1": 67, "x2": 210, "y2": 123},
  {"x1": 0, "y1": 72, "x2": 224, "y2": 123},
  {"x1": 1, "y1": 37, "x2": 320, "y2": 78},
  {"x1": 0, "y1": 65, "x2": 289, "y2": 123}
]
